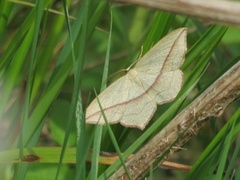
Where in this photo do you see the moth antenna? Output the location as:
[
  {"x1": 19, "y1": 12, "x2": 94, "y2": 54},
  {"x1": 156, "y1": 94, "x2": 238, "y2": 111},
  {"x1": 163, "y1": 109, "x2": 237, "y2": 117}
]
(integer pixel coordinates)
[
  {"x1": 109, "y1": 45, "x2": 145, "y2": 78},
  {"x1": 125, "y1": 45, "x2": 144, "y2": 72}
]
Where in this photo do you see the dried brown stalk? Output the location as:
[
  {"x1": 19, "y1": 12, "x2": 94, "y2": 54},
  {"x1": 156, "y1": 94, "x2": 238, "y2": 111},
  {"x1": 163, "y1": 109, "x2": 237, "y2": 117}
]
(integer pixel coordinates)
[
  {"x1": 113, "y1": 0, "x2": 240, "y2": 26},
  {"x1": 108, "y1": 61, "x2": 240, "y2": 179}
]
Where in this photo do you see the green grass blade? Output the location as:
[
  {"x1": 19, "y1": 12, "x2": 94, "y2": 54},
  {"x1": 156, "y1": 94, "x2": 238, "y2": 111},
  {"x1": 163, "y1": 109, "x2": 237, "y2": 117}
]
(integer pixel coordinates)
[
  {"x1": 215, "y1": 122, "x2": 235, "y2": 179},
  {"x1": 0, "y1": 1, "x2": 12, "y2": 37},
  {"x1": 224, "y1": 138, "x2": 240, "y2": 179},
  {"x1": 55, "y1": 0, "x2": 89, "y2": 179},
  {"x1": 90, "y1": 5, "x2": 112, "y2": 180},
  {"x1": 143, "y1": 12, "x2": 176, "y2": 54},
  {"x1": 185, "y1": 107, "x2": 240, "y2": 179},
  {"x1": 94, "y1": 89, "x2": 132, "y2": 180}
]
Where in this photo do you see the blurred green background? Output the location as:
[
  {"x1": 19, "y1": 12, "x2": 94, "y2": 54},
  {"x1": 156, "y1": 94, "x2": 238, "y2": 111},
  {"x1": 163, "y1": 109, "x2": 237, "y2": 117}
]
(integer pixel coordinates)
[{"x1": 0, "y1": 0, "x2": 239, "y2": 179}]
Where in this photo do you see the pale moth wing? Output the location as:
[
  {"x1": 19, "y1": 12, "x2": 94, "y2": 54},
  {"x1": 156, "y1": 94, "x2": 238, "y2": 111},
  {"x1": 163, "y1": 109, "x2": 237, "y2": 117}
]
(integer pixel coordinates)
[{"x1": 86, "y1": 28, "x2": 187, "y2": 130}]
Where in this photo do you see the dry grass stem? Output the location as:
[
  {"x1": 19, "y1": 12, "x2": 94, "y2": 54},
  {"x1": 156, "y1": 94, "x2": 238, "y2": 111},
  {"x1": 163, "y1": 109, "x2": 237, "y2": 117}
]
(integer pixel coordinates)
[{"x1": 113, "y1": 0, "x2": 240, "y2": 26}]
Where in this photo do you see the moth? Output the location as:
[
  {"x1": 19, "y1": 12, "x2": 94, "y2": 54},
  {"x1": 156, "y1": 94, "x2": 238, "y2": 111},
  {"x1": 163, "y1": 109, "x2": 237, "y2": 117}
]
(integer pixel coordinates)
[{"x1": 86, "y1": 28, "x2": 187, "y2": 130}]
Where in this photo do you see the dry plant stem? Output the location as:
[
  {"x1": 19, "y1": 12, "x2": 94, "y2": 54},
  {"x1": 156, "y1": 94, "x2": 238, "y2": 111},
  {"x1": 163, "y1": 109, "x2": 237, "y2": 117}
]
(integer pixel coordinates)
[
  {"x1": 109, "y1": 61, "x2": 240, "y2": 179},
  {"x1": 113, "y1": 0, "x2": 240, "y2": 26},
  {"x1": 160, "y1": 161, "x2": 191, "y2": 172}
]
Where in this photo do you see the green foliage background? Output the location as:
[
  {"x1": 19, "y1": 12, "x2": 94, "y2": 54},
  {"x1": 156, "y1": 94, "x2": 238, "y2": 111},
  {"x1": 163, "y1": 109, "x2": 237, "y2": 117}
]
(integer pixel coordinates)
[{"x1": 0, "y1": 0, "x2": 239, "y2": 179}]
